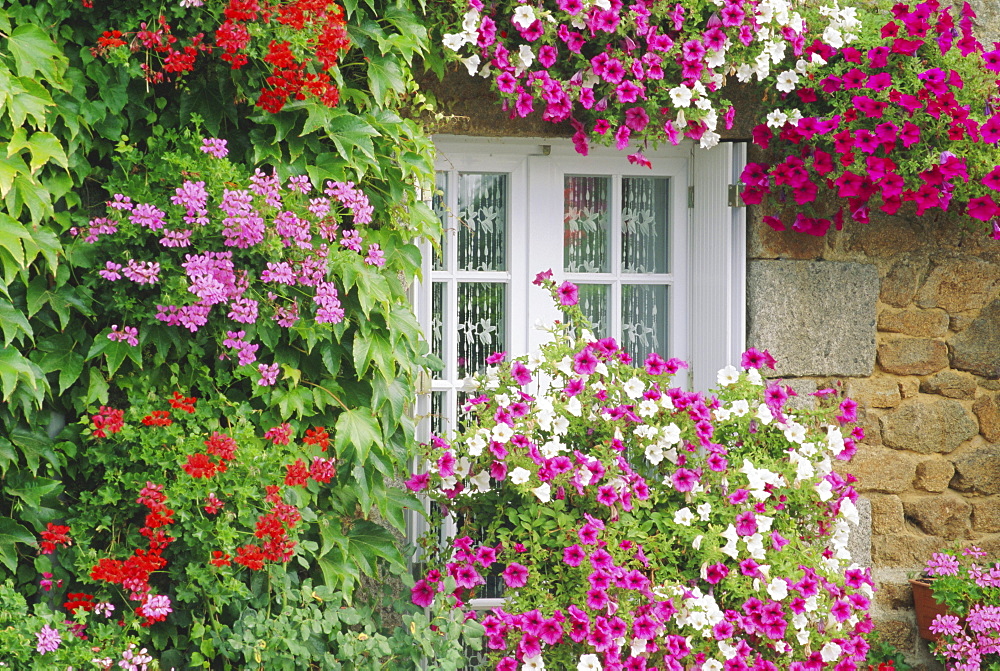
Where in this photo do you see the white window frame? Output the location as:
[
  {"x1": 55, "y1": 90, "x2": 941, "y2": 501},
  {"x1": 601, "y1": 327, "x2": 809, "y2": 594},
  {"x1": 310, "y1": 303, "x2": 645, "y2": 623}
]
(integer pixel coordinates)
[{"x1": 407, "y1": 135, "x2": 747, "y2": 562}]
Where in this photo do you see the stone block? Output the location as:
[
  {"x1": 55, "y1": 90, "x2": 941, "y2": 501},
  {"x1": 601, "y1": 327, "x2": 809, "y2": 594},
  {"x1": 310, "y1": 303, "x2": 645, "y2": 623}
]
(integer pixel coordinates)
[
  {"x1": 877, "y1": 618, "x2": 918, "y2": 653},
  {"x1": 972, "y1": 498, "x2": 1000, "y2": 533},
  {"x1": 920, "y1": 370, "x2": 978, "y2": 400},
  {"x1": 974, "y1": 394, "x2": 1000, "y2": 443},
  {"x1": 875, "y1": 581, "x2": 913, "y2": 611},
  {"x1": 783, "y1": 379, "x2": 818, "y2": 411},
  {"x1": 747, "y1": 217, "x2": 825, "y2": 260},
  {"x1": 878, "y1": 308, "x2": 949, "y2": 338},
  {"x1": 848, "y1": 496, "x2": 872, "y2": 567},
  {"x1": 899, "y1": 377, "x2": 920, "y2": 399},
  {"x1": 847, "y1": 377, "x2": 901, "y2": 409},
  {"x1": 869, "y1": 494, "x2": 905, "y2": 534},
  {"x1": 951, "y1": 440, "x2": 1000, "y2": 494},
  {"x1": 872, "y1": 533, "x2": 947, "y2": 568},
  {"x1": 873, "y1": 619, "x2": 916, "y2": 653},
  {"x1": 877, "y1": 337, "x2": 948, "y2": 376},
  {"x1": 951, "y1": 313, "x2": 975, "y2": 332},
  {"x1": 880, "y1": 253, "x2": 929, "y2": 308},
  {"x1": 747, "y1": 261, "x2": 878, "y2": 377},
  {"x1": 950, "y1": 299, "x2": 1000, "y2": 379},
  {"x1": 850, "y1": 447, "x2": 918, "y2": 494},
  {"x1": 915, "y1": 256, "x2": 1000, "y2": 314},
  {"x1": 903, "y1": 493, "x2": 971, "y2": 539},
  {"x1": 880, "y1": 398, "x2": 978, "y2": 454},
  {"x1": 914, "y1": 459, "x2": 955, "y2": 493}
]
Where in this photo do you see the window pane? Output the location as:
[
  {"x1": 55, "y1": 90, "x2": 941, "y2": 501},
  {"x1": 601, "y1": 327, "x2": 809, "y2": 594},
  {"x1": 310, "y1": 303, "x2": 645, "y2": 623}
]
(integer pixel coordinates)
[
  {"x1": 431, "y1": 282, "x2": 446, "y2": 379},
  {"x1": 432, "y1": 171, "x2": 448, "y2": 271},
  {"x1": 575, "y1": 283, "x2": 610, "y2": 340},
  {"x1": 622, "y1": 284, "x2": 668, "y2": 363},
  {"x1": 458, "y1": 173, "x2": 507, "y2": 271},
  {"x1": 457, "y1": 282, "x2": 506, "y2": 379},
  {"x1": 622, "y1": 177, "x2": 670, "y2": 274},
  {"x1": 431, "y1": 390, "x2": 448, "y2": 438},
  {"x1": 564, "y1": 175, "x2": 611, "y2": 273}
]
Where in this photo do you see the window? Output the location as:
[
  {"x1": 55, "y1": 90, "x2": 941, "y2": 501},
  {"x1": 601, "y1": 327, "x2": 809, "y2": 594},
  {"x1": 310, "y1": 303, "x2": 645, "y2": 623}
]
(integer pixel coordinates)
[{"x1": 408, "y1": 135, "x2": 747, "y2": 608}]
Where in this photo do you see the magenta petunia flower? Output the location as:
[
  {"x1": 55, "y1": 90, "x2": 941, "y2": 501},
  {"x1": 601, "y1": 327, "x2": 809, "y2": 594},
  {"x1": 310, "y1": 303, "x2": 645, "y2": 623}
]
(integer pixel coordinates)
[
  {"x1": 502, "y1": 562, "x2": 529, "y2": 588},
  {"x1": 557, "y1": 281, "x2": 579, "y2": 306},
  {"x1": 411, "y1": 579, "x2": 436, "y2": 607}
]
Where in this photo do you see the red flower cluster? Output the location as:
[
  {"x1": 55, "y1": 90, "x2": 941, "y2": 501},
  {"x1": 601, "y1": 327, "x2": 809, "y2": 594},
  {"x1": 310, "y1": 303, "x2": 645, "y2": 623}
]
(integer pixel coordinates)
[
  {"x1": 141, "y1": 410, "x2": 172, "y2": 427},
  {"x1": 90, "y1": 482, "x2": 174, "y2": 604},
  {"x1": 167, "y1": 391, "x2": 197, "y2": 413},
  {"x1": 91, "y1": 406, "x2": 124, "y2": 438},
  {"x1": 182, "y1": 431, "x2": 238, "y2": 479},
  {"x1": 64, "y1": 592, "x2": 96, "y2": 614},
  {"x1": 39, "y1": 523, "x2": 72, "y2": 555},
  {"x1": 95, "y1": 0, "x2": 350, "y2": 114},
  {"x1": 302, "y1": 425, "x2": 329, "y2": 451},
  {"x1": 233, "y1": 486, "x2": 301, "y2": 570}
]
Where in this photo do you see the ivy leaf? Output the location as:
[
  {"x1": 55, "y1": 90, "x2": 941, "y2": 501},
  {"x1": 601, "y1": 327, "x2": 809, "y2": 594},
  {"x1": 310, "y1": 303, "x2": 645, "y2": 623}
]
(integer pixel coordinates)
[
  {"x1": 333, "y1": 407, "x2": 381, "y2": 465},
  {"x1": 0, "y1": 517, "x2": 35, "y2": 571},
  {"x1": 27, "y1": 131, "x2": 69, "y2": 174},
  {"x1": 366, "y1": 54, "x2": 405, "y2": 106},
  {"x1": 5, "y1": 475, "x2": 60, "y2": 509},
  {"x1": 347, "y1": 520, "x2": 406, "y2": 574},
  {"x1": 0, "y1": 298, "x2": 32, "y2": 345},
  {"x1": 6, "y1": 24, "x2": 66, "y2": 81}
]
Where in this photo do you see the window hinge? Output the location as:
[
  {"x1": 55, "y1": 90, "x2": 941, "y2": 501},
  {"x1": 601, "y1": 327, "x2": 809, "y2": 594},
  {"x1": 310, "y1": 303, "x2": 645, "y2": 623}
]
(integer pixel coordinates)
[
  {"x1": 687, "y1": 185, "x2": 694, "y2": 208},
  {"x1": 727, "y1": 184, "x2": 742, "y2": 208}
]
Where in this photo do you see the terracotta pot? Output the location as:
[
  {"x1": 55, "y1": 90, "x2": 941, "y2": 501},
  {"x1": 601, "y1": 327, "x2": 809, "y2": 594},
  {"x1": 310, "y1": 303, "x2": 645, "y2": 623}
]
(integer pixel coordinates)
[{"x1": 910, "y1": 578, "x2": 952, "y2": 642}]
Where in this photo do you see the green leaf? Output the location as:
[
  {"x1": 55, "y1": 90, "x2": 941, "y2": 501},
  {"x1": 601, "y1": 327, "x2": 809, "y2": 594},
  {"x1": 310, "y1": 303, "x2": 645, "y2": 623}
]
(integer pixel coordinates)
[
  {"x1": 377, "y1": 486, "x2": 423, "y2": 533},
  {"x1": 8, "y1": 77, "x2": 54, "y2": 128},
  {"x1": 5, "y1": 475, "x2": 60, "y2": 509},
  {"x1": 26, "y1": 131, "x2": 69, "y2": 174},
  {"x1": 0, "y1": 298, "x2": 32, "y2": 345},
  {"x1": 6, "y1": 24, "x2": 66, "y2": 81},
  {"x1": 333, "y1": 407, "x2": 381, "y2": 465},
  {"x1": 352, "y1": 331, "x2": 372, "y2": 378},
  {"x1": 348, "y1": 520, "x2": 406, "y2": 574},
  {"x1": 0, "y1": 155, "x2": 29, "y2": 199},
  {"x1": 366, "y1": 54, "x2": 405, "y2": 105},
  {"x1": 0, "y1": 516, "x2": 35, "y2": 570}
]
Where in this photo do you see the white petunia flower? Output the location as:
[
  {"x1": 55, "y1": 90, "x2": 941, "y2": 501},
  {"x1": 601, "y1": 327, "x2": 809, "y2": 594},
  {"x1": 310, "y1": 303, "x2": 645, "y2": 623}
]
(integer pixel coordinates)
[
  {"x1": 717, "y1": 365, "x2": 739, "y2": 386},
  {"x1": 823, "y1": 25, "x2": 844, "y2": 48},
  {"x1": 700, "y1": 130, "x2": 721, "y2": 150},
  {"x1": 783, "y1": 422, "x2": 807, "y2": 444},
  {"x1": 669, "y1": 86, "x2": 693, "y2": 108},
  {"x1": 767, "y1": 578, "x2": 788, "y2": 600},
  {"x1": 696, "y1": 503, "x2": 712, "y2": 521},
  {"x1": 661, "y1": 423, "x2": 682, "y2": 445},
  {"x1": 674, "y1": 507, "x2": 694, "y2": 526},
  {"x1": 815, "y1": 479, "x2": 833, "y2": 501},
  {"x1": 736, "y1": 63, "x2": 753, "y2": 83},
  {"x1": 467, "y1": 431, "x2": 487, "y2": 457},
  {"x1": 470, "y1": 471, "x2": 491, "y2": 493},
  {"x1": 702, "y1": 660, "x2": 723, "y2": 671},
  {"x1": 775, "y1": 69, "x2": 799, "y2": 92},
  {"x1": 523, "y1": 655, "x2": 546, "y2": 671},
  {"x1": 532, "y1": 483, "x2": 552, "y2": 503},
  {"x1": 730, "y1": 400, "x2": 750, "y2": 417},
  {"x1": 517, "y1": 45, "x2": 535, "y2": 70},
  {"x1": 638, "y1": 399, "x2": 659, "y2": 417},
  {"x1": 746, "y1": 368, "x2": 763, "y2": 385},
  {"x1": 442, "y1": 33, "x2": 467, "y2": 52},
  {"x1": 512, "y1": 5, "x2": 536, "y2": 29},
  {"x1": 820, "y1": 641, "x2": 841, "y2": 663},
  {"x1": 624, "y1": 377, "x2": 645, "y2": 399},
  {"x1": 510, "y1": 467, "x2": 531, "y2": 485},
  {"x1": 566, "y1": 396, "x2": 583, "y2": 417},
  {"x1": 577, "y1": 654, "x2": 602, "y2": 671},
  {"x1": 645, "y1": 443, "x2": 665, "y2": 465},
  {"x1": 765, "y1": 110, "x2": 789, "y2": 128},
  {"x1": 461, "y1": 9, "x2": 480, "y2": 32},
  {"x1": 714, "y1": 406, "x2": 732, "y2": 421},
  {"x1": 692, "y1": 534, "x2": 703, "y2": 550},
  {"x1": 552, "y1": 415, "x2": 570, "y2": 435},
  {"x1": 492, "y1": 423, "x2": 514, "y2": 443},
  {"x1": 756, "y1": 403, "x2": 774, "y2": 425},
  {"x1": 839, "y1": 498, "x2": 860, "y2": 525}
]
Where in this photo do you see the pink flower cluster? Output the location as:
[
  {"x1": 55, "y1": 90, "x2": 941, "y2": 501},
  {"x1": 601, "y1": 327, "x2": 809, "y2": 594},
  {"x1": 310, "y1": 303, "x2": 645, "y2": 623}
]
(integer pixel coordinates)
[
  {"x1": 78, "y1": 138, "x2": 387, "y2": 386},
  {"x1": 744, "y1": 1, "x2": 1000, "y2": 237}
]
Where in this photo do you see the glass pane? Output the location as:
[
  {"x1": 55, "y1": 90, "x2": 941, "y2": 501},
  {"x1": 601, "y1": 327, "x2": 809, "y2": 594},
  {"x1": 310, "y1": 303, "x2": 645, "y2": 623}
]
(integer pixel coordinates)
[
  {"x1": 457, "y1": 282, "x2": 506, "y2": 379},
  {"x1": 431, "y1": 282, "x2": 446, "y2": 379},
  {"x1": 622, "y1": 177, "x2": 670, "y2": 274},
  {"x1": 574, "y1": 283, "x2": 610, "y2": 339},
  {"x1": 431, "y1": 390, "x2": 448, "y2": 439},
  {"x1": 457, "y1": 173, "x2": 507, "y2": 271},
  {"x1": 432, "y1": 171, "x2": 448, "y2": 271},
  {"x1": 622, "y1": 284, "x2": 668, "y2": 363},
  {"x1": 563, "y1": 175, "x2": 611, "y2": 273}
]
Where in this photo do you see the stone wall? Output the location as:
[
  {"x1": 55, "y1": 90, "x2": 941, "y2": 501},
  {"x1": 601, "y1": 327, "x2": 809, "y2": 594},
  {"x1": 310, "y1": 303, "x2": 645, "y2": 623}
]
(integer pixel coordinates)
[{"x1": 747, "y1": 203, "x2": 1000, "y2": 669}]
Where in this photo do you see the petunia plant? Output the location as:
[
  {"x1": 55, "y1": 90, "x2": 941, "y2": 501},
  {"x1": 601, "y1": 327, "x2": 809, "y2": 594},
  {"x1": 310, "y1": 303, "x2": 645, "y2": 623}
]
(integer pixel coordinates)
[
  {"x1": 409, "y1": 273, "x2": 873, "y2": 670},
  {"x1": 437, "y1": 0, "x2": 860, "y2": 165},
  {"x1": 743, "y1": 0, "x2": 1000, "y2": 238}
]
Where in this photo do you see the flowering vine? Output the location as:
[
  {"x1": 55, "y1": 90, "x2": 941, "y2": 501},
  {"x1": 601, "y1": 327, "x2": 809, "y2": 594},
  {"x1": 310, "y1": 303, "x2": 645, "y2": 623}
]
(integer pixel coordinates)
[{"x1": 410, "y1": 277, "x2": 872, "y2": 670}]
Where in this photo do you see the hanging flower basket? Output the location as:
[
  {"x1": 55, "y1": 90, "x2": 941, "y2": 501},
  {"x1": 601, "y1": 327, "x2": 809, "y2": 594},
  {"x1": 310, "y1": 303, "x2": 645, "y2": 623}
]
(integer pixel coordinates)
[{"x1": 910, "y1": 578, "x2": 952, "y2": 642}]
